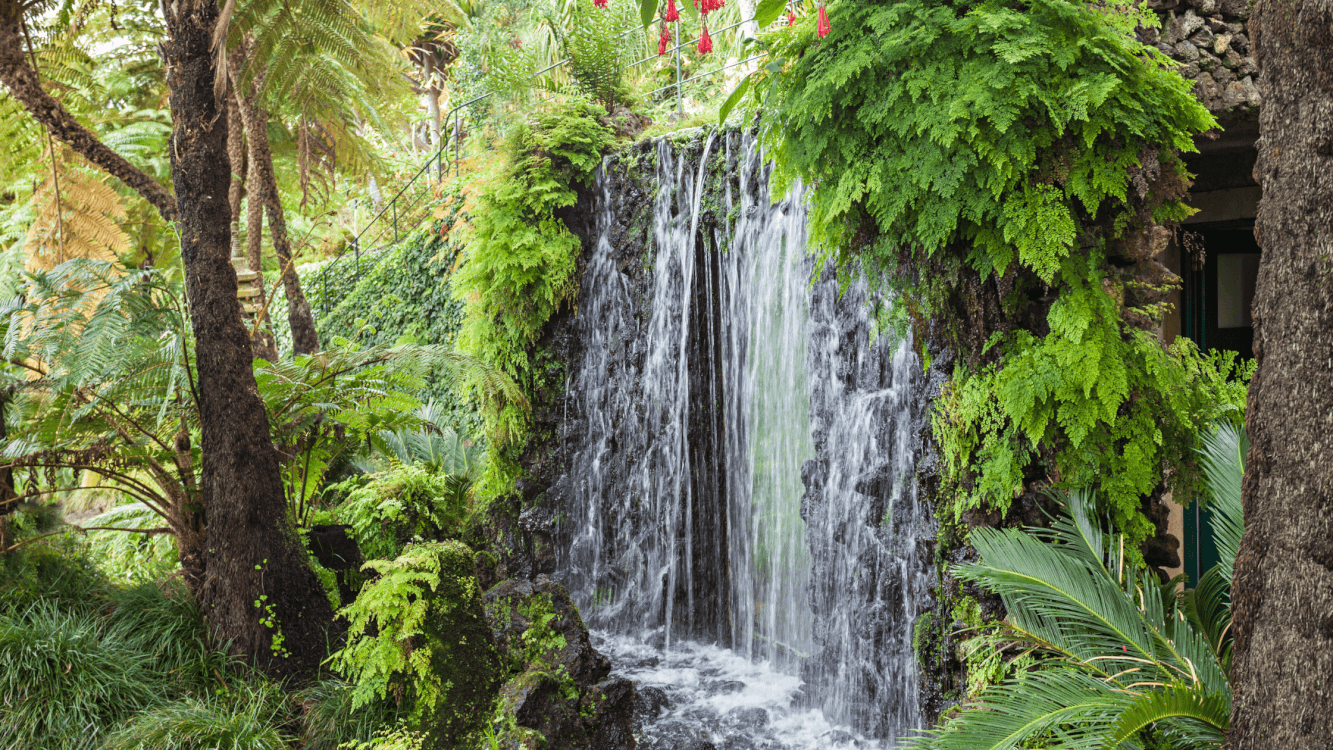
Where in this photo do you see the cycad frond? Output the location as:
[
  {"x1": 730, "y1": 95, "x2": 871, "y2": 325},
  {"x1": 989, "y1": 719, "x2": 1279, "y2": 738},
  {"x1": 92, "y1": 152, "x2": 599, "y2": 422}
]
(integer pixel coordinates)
[
  {"x1": 1198, "y1": 422, "x2": 1244, "y2": 581},
  {"x1": 1109, "y1": 684, "x2": 1229, "y2": 747},
  {"x1": 907, "y1": 669, "x2": 1132, "y2": 750}
]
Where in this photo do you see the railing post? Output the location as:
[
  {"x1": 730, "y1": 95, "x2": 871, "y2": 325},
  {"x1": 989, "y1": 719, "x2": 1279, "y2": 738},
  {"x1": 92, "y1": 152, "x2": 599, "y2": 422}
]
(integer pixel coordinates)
[
  {"x1": 354, "y1": 236, "x2": 360, "y2": 276},
  {"x1": 674, "y1": 21, "x2": 683, "y2": 114},
  {"x1": 454, "y1": 109, "x2": 461, "y2": 179}
]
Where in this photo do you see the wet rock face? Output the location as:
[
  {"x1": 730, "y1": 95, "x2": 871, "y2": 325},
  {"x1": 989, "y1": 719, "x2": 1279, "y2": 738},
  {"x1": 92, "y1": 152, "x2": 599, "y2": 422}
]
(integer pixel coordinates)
[{"x1": 484, "y1": 576, "x2": 636, "y2": 750}]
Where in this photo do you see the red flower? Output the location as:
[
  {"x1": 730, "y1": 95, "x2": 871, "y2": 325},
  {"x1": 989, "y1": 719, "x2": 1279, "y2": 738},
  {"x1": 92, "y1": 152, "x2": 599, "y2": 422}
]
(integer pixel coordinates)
[
  {"x1": 658, "y1": 22, "x2": 672, "y2": 56},
  {"x1": 787, "y1": 11, "x2": 796, "y2": 26},
  {"x1": 664, "y1": 0, "x2": 680, "y2": 22},
  {"x1": 594, "y1": 0, "x2": 608, "y2": 6},
  {"x1": 698, "y1": 22, "x2": 713, "y2": 54},
  {"x1": 699, "y1": 0, "x2": 724, "y2": 15},
  {"x1": 816, "y1": 1, "x2": 830, "y2": 37},
  {"x1": 509, "y1": 37, "x2": 523, "y2": 49}
]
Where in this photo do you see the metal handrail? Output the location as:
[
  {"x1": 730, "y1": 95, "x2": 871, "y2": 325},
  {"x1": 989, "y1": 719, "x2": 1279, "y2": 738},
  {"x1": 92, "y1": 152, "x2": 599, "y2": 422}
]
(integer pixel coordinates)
[{"x1": 316, "y1": 15, "x2": 763, "y2": 314}]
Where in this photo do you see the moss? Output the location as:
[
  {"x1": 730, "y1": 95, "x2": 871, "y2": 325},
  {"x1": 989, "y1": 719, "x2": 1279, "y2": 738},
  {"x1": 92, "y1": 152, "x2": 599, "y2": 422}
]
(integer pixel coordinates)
[{"x1": 913, "y1": 611, "x2": 940, "y2": 670}]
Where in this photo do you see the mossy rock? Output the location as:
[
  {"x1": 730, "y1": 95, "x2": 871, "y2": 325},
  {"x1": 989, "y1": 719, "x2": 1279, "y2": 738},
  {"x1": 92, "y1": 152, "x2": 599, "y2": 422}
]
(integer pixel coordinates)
[{"x1": 415, "y1": 543, "x2": 504, "y2": 750}]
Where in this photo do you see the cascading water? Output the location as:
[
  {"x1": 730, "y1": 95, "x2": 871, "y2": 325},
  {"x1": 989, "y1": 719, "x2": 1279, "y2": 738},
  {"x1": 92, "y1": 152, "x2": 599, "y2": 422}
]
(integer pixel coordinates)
[{"x1": 555, "y1": 130, "x2": 933, "y2": 748}]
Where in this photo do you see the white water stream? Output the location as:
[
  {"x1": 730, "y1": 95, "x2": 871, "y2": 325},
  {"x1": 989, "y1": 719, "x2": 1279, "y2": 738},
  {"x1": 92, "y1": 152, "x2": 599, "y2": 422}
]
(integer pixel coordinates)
[{"x1": 559, "y1": 130, "x2": 930, "y2": 748}]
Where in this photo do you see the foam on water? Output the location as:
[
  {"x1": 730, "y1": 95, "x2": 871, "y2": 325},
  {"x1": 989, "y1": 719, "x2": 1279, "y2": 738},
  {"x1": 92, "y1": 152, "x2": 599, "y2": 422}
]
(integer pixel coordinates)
[{"x1": 595, "y1": 630, "x2": 883, "y2": 750}]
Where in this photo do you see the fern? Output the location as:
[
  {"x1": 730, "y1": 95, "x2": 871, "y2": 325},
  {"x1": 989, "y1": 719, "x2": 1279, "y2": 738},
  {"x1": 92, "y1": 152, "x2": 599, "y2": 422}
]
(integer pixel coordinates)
[
  {"x1": 330, "y1": 540, "x2": 497, "y2": 727},
  {"x1": 752, "y1": 0, "x2": 1245, "y2": 543},
  {"x1": 453, "y1": 95, "x2": 614, "y2": 449}
]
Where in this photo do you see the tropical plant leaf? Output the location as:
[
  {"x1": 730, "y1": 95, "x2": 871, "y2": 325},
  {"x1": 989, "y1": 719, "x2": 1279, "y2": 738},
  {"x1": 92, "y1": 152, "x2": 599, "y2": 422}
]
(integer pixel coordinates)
[
  {"x1": 1108, "y1": 684, "x2": 1229, "y2": 747},
  {"x1": 1198, "y1": 422, "x2": 1245, "y2": 582}
]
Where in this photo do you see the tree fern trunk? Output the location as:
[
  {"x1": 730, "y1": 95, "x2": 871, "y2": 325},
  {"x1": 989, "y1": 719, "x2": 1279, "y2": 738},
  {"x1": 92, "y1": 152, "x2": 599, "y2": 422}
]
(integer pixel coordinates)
[
  {"x1": 229, "y1": 65, "x2": 320, "y2": 356},
  {"x1": 0, "y1": 5, "x2": 177, "y2": 223},
  {"x1": 161, "y1": 0, "x2": 332, "y2": 681},
  {"x1": 1229, "y1": 0, "x2": 1333, "y2": 745},
  {"x1": 226, "y1": 79, "x2": 279, "y2": 362}
]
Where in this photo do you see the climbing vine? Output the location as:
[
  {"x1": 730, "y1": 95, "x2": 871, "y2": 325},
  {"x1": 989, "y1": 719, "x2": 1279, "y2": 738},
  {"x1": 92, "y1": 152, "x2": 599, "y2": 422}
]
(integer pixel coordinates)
[{"x1": 756, "y1": 0, "x2": 1249, "y2": 546}]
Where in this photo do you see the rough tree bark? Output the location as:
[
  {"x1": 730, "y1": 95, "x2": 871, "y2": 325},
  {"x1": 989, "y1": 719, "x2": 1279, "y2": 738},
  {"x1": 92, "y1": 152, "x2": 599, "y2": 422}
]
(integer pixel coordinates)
[
  {"x1": 1228, "y1": 0, "x2": 1333, "y2": 746},
  {"x1": 229, "y1": 63, "x2": 320, "y2": 356},
  {"x1": 0, "y1": 3, "x2": 177, "y2": 222},
  {"x1": 161, "y1": 0, "x2": 332, "y2": 680},
  {"x1": 225, "y1": 76, "x2": 279, "y2": 362}
]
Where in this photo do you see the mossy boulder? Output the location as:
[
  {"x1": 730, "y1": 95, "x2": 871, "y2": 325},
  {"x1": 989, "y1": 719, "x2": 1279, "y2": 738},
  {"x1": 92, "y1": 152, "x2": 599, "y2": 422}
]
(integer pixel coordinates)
[{"x1": 484, "y1": 576, "x2": 636, "y2": 750}]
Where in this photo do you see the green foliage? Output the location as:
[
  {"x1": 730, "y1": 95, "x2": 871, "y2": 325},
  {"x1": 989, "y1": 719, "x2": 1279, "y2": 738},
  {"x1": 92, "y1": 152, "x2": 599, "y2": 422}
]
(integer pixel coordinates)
[
  {"x1": 911, "y1": 466, "x2": 1244, "y2": 750},
  {"x1": 454, "y1": 95, "x2": 614, "y2": 447},
  {"x1": 555, "y1": 1, "x2": 636, "y2": 106},
  {"x1": 85, "y1": 503, "x2": 180, "y2": 583},
  {"x1": 101, "y1": 682, "x2": 293, "y2": 750},
  {"x1": 0, "y1": 579, "x2": 228, "y2": 750},
  {"x1": 759, "y1": 0, "x2": 1210, "y2": 275},
  {"x1": 336, "y1": 465, "x2": 471, "y2": 561},
  {"x1": 933, "y1": 281, "x2": 1253, "y2": 546},
  {"x1": 330, "y1": 540, "x2": 501, "y2": 747},
  {"x1": 753, "y1": 0, "x2": 1239, "y2": 540},
  {"x1": 293, "y1": 679, "x2": 403, "y2": 750}
]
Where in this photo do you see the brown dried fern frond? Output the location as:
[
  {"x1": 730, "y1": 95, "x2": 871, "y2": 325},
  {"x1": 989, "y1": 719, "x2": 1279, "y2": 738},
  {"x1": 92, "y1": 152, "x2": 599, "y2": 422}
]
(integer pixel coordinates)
[{"x1": 25, "y1": 148, "x2": 131, "y2": 269}]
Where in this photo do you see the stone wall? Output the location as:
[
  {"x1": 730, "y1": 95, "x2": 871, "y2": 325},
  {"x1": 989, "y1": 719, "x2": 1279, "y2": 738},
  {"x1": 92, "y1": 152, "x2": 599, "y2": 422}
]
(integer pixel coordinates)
[{"x1": 1143, "y1": 0, "x2": 1261, "y2": 115}]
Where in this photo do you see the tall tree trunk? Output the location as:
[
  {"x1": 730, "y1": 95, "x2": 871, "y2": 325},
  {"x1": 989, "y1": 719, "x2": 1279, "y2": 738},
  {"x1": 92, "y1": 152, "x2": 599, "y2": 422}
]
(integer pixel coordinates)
[
  {"x1": 161, "y1": 0, "x2": 332, "y2": 680},
  {"x1": 229, "y1": 65, "x2": 320, "y2": 356},
  {"x1": 422, "y1": 53, "x2": 442, "y2": 148},
  {"x1": 1228, "y1": 0, "x2": 1333, "y2": 746},
  {"x1": 0, "y1": 4, "x2": 177, "y2": 222},
  {"x1": 226, "y1": 79, "x2": 278, "y2": 362}
]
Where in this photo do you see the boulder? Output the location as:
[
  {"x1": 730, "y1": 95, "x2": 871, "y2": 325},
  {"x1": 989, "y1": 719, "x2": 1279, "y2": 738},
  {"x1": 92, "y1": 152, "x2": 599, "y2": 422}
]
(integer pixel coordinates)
[{"x1": 485, "y1": 576, "x2": 635, "y2": 750}]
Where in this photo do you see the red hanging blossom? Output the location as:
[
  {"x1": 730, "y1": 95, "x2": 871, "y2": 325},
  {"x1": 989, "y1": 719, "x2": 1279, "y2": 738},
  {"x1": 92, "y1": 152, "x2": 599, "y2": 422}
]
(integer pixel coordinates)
[
  {"x1": 698, "y1": 22, "x2": 713, "y2": 54},
  {"x1": 509, "y1": 36, "x2": 523, "y2": 49},
  {"x1": 699, "y1": 0, "x2": 725, "y2": 14},
  {"x1": 817, "y1": 1, "x2": 830, "y2": 37},
  {"x1": 663, "y1": 0, "x2": 680, "y2": 22},
  {"x1": 594, "y1": 0, "x2": 608, "y2": 6},
  {"x1": 658, "y1": 22, "x2": 672, "y2": 55}
]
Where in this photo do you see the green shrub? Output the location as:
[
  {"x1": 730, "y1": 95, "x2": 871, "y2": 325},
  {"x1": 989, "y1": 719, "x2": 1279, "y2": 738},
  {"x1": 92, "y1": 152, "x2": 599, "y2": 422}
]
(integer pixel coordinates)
[
  {"x1": 909, "y1": 424, "x2": 1246, "y2": 749},
  {"x1": 0, "y1": 569, "x2": 232, "y2": 749},
  {"x1": 336, "y1": 465, "x2": 471, "y2": 561},
  {"x1": 294, "y1": 679, "x2": 402, "y2": 750},
  {"x1": 102, "y1": 681, "x2": 292, "y2": 750},
  {"x1": 0, "y1": 533, "x2": 107, "y2": 614},
  {"x1": 0, "y1": 602, "x2": 166, "y2": 749},
  {"x1": 85, "y1": 503, "x2": 180, "y2": 584}
]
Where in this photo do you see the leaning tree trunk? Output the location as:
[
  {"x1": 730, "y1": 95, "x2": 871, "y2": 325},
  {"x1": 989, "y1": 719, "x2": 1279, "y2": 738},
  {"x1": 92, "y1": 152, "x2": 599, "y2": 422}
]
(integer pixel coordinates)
[
  {"x1": 229, "y1": 64, "x2": 320, "y2": 356},
  {"x1": 1228, "y1": 0, "x2": 1333, "y2": 747},
  {"x1": 226, "y1": 78, "x2": 279, "y2": 362},
  {"x1": 161, "y1": 0, "x2": 332, "y2": 681},
  {"x1": 0, "y1": 3, "x2": 177, "y2": 222}
]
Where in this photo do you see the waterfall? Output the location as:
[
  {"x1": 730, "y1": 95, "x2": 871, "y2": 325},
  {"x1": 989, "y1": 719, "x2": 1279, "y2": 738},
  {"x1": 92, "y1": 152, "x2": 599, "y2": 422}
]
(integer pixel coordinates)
[{"x1": 556, "y1": 130, "x2": 931, "y2": 746}]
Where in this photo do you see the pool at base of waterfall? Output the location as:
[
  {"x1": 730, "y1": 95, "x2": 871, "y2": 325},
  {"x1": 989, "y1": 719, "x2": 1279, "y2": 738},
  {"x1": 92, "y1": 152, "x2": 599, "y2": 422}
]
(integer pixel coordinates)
[{"x1": 593, "y1": 631, "x2": 886, "y2": 750}]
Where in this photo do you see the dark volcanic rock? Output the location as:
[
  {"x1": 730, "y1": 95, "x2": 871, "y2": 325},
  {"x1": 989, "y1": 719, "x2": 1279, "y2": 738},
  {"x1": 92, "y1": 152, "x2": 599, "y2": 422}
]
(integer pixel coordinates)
[{"x1": 485, "y1": 576, "x2": 634, "y2": 749}]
